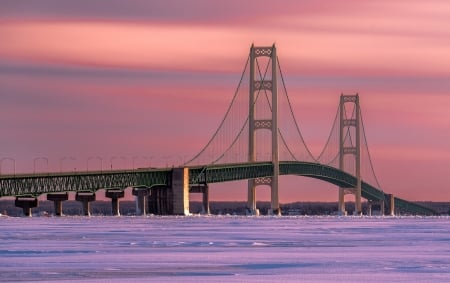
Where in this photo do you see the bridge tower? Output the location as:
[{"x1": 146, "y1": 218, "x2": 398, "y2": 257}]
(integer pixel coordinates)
[
  {"x1": 247, "y1": 44, "x2": 280, "y2": 216},
  {"x1": 338, "y1": 94, "x2": 362, "y2": 215}
]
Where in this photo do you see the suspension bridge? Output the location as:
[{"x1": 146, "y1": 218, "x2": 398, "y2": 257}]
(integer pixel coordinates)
[{"x1": 0, "y1": 45, "x2": 436, "y2": 216}]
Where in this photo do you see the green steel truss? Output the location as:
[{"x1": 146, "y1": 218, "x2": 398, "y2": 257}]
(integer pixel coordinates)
[
  {"x1": 394, "y1": 197, "x2": 436, "y2": 215},
  {"x1": 190, "y1": 161, "x2": 436, "y2": 215},
  {"x1": 0, "y1": 169, "x2": 170, "y2": 197},
  {"x1": 189, "y1": 162, "x2": 274, "y2": 184},
  {"x1": 0, "y1": 162, "x2": 436, "y2": 215}
]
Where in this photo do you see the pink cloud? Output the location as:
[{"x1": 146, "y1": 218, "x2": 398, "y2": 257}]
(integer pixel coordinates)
[{"x1": 0, "y1": 21, "x2": 249, "y2": 72}]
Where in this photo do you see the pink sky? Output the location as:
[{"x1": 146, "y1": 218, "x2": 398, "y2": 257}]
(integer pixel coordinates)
[{"x1": 1, "y1": 0, "x2": 450, "y2": 202}]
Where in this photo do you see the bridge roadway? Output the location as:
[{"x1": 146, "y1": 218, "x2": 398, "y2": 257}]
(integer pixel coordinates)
[{"x1": 0, "y1": 161, "x2": 436, "y2": 215}]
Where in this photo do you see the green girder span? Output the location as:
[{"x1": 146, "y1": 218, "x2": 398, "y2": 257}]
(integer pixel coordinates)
[
  {"x1": 190, "y1": 161, "x2": 436, "y2": 215},
  {"x1": 0, "y1": 169, "x2": 171, "y2": 197},
  {"x1": 0, "y1": 162, "x2": 436, "y2": 215},
  {"x1": 394, "y1": 197, "x2": 436, "y2": 216}
]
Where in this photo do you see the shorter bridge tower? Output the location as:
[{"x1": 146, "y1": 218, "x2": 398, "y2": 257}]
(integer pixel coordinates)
[
  {"x1": 247, "y1": 44, "x2": 280, "y2": 215},
  {"x1": 338, "y1": 94, "x2": 362, "y2": 215}
]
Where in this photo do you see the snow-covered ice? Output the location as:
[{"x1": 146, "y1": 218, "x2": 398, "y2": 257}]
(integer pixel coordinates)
[{"x1": 0, "y1": 216, "x2": 449, "y2": 282}]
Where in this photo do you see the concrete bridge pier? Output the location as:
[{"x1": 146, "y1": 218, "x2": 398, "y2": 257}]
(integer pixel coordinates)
[
  {"x1": 105, "y1": 189, "x2": 125, "y2": 216},
  {"x1": 367, "y1": 200, "x2": 385, "y2": 216},
  {"x1": 75, "y1": 192, "x2": 96, "y2": 216},
  {"x1": 132, "y1": 187, "x2": 149, "y2": 216},
  {"x1": 148, "y1": 187, "x2": 158, "y2": 214},
  {"x1": 190, "y1": 184, "x2": 210, "y2": 215},
  {"x1": 141, "y1": 168, "x2": 190, "y2": 216},
  {"x1": 47, "y1": 193, "x2": 69, "y2": 216},
  {"x1": 171, "y1": 168, "x2": 189, "y2": 215},
  {"x1": 149, "y1": 186, "x2": 171, "y2": 215},
  {"x1": 385, "y1": 194, "x2": 395, "y2": 216},
  {"x1": 202, "y1": 185, "x2": 210, "y2": 215},
  {"x1": 337, "y1": 188, "x2": 347, "y2": 216},
  {"x1": 15, "y1": 196, "x2": 38, "y2": 217},
  {"x1": 246, "y1": 180, "x2": 259, "y2": 216}
]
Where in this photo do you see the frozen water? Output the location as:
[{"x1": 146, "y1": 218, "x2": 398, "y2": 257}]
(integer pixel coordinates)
[{"x1": 0, "y1": 215, "x2": 449, "y2": 282}]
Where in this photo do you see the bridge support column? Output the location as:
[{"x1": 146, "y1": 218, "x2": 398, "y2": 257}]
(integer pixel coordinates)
[
  {"x1": 390, "y1": 194, "x2": 395, "y2": 216},
  {"x1": 385, "y1": 194, "x2": 395, "y2": 216},
  {"x1": 368, "y1": 200, "x2": 388, "y2": 216},
  {"x1": 149, "y1": 188, "x2": 157, "y2": 215},
  {"x1": 190, "y1": 184, "x2": 210, "y2": 214},
  {"x1": 149, "y1": 186, "x2": 170, "y2": 215},
  {"x1": 132, "y1": 187, "x2": 149, "y2": 216},
  {"x1": 171, "y1": 168, "x2": 189, "y2": 215},
  {"x1": 47, "y1": 193, "x2": 69, "y2": 216},
  {"x1": 338, "y1": 189, "x2": 346, "y2": 215},
  {"x1": 202, "y1": 185, "x2": 210, "y2": 215},
  {"x1": 247, "y1": 180, "x2": 258, "y2": 215},
  {"x1": 15, "y1": 196, "x2": 38, "y2": 217},
  {"x1": 75, "y1": 192, "x2": 96, "y2": 216},
  {"x1": 105, "y1": 189, "x2": 124, "y2": 216}
]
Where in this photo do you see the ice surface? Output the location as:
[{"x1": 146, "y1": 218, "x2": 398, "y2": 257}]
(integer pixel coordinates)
[{"x1": 0, "y1": 215, "x2": 449, "y2": 282}]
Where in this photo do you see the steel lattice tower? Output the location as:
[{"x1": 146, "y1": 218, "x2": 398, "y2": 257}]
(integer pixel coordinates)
[
  {"x1": 338, "y1": 94, "x2": 362, "y2": 215},
  {"x1": 247, "y1": 44, "x2": 280, "y2": 215}
]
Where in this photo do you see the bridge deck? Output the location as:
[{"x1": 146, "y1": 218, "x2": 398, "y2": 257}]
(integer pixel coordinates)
[{"x1": 0, "y1": 162, "x2": 437, "y2": 215}]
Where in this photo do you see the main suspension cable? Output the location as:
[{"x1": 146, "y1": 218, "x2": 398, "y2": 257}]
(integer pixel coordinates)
[
  {"x1": 184, "y1": 56, "x2": 250, "y2": 165},
  {"x1": 360, "y1": 109, "x2": 383, "y2": 189},
  {"x1": 316, "y1": 105, "x2": 340, "y2": 162},
  {"x1": 277, "y1": 56, "x2": 316, "y2": 161}
]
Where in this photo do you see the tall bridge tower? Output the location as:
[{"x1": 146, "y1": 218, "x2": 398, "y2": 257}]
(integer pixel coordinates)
[
  {"x1": 338, "y1": 94, "x2": 362, "y2": 215},
  {"x1": 247, "y1": 44, "x2": 280, "y2": 215}
]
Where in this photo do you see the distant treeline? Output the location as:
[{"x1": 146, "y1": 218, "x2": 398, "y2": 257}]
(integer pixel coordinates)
[{"x1": 1, "y1": 200, "x2": 448, "y2": 217}]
